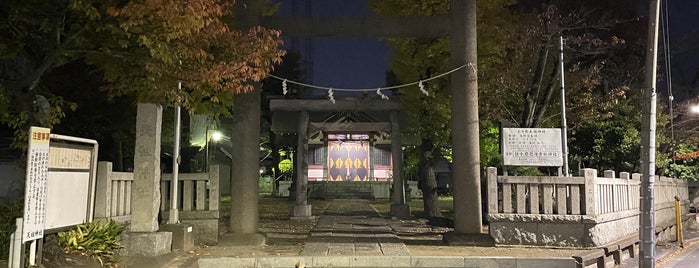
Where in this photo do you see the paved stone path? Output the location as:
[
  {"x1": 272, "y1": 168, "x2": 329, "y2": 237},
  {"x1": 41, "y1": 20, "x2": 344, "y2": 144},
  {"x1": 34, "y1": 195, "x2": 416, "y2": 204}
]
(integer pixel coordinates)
[
  {"x1": 300, "y1": 200, "x2": 410, "y2": 256},
  {"x1": 196, "y1": 199, "x2": 586, "y2": 268}
]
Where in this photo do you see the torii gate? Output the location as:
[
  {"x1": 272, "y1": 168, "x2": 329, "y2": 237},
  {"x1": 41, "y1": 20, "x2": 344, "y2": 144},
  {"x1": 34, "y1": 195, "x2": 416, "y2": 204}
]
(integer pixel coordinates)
[{"x1": 229, "y1": 0, "x2": 490, "y2": 246}]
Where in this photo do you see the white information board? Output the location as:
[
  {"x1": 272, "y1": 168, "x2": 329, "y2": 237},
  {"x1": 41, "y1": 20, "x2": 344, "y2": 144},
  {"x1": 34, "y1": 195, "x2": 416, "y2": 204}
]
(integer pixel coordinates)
[
  {"x1": 22, "y1": 127, "x2": 51, "y2": 243},
  {"x1": 45, "y1": 171, "x2": 91, "y2": 229},
  {"x1": 22, "y1": 129, "x2": 98, "y2": 241},
  {"x1": 502, "y1": 128, "x2": 563, "y2": 166},
  {"x1": 43, "y1": 139, "x2": 97, "y2": 232}
]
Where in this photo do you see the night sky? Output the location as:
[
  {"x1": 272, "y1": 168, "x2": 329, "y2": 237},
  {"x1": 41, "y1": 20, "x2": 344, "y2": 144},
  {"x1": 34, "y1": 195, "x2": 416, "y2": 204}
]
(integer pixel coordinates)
[
  {"x1": 272, "y1": 0, "x2": 699, "y2": 99},
  {"x1": 274, "y1": 0, "x2": 392, "y2": 95}
]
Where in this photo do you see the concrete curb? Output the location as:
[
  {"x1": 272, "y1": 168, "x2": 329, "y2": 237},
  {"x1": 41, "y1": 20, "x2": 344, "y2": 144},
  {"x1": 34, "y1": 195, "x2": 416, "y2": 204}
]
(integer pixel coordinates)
[
  {"x1": 655, "y1": 231, "x2": 699, "y2": 263},
  {"x1": 619, "y1": 226, "x2": 699, "y2": 268},
  {"x1": 197, "y1": 256, "x2": 578, "y2": 268}
]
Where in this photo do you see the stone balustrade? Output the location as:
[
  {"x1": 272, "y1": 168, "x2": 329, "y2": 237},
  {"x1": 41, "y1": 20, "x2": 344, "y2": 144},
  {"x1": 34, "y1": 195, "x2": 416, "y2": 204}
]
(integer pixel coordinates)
[
  {"x1": 486, "y1": 167, "x2": 689, "y2": 247},
  {"x1": 94, "y1": 162, "x2": 133, "y2": 223},
  {"x1": 94, "y1": 161, "x2": 220, "y2": 244}
]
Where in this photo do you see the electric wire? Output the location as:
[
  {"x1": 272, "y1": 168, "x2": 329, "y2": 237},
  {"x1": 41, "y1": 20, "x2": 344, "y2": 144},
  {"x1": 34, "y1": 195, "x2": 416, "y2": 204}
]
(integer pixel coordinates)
[{"x1": 661, "y1": 0, "x2": 675, "y2": 163}]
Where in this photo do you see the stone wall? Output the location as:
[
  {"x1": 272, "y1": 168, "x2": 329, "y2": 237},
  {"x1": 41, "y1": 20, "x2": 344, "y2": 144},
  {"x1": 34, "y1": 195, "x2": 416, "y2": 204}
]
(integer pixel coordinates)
[
  {"x1": 688, "y1": 181, "x2": 699, "y2": 211},
  {"x1": 0, "y1": 163, "x2": 24, "y2": 200}
]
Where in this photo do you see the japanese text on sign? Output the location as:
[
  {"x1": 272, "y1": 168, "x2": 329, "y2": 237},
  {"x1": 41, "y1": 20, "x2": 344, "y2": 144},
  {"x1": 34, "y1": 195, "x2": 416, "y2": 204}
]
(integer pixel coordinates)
[
  {"x1": 49, "y1": 145, "x2": 92, "y2": 170},
  {"x1": 22, "y1": 127, "x2": 51, "y2": 243},
  {"x1": 502, "y1": 128, "x2": 563, "y2": 166}
]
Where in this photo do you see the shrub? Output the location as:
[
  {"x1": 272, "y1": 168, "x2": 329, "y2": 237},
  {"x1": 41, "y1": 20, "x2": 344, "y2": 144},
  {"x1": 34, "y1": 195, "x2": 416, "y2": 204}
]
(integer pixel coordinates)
[
  {"x1": 57, "y1": 220, "x2": 123, "y2": 266},
  {"x1": 0, "y1": 199, "x2": 23, "y2": 261}
]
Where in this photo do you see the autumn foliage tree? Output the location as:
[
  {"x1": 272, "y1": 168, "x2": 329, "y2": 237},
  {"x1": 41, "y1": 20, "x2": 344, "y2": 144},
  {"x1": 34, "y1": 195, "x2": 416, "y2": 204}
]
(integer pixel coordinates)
[{"x1": 0, "y1": 0, "x2": 284, "y2": 147}]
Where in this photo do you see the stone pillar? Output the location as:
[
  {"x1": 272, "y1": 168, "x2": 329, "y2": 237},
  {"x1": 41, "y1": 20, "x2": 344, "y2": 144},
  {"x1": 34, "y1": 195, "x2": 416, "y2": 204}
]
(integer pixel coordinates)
[
  {"x1": 449, "y1": 0, "x2": 481, "y2": 233},
  {"x1": 583, "y1": 168, "x2": 597, "y2": 216},
  {"x1": 224, "y1": 0, "x2": 265, "y2": 246},
  {"x1": 230, "y1": 93, "x2": 261, "y2": 209},
  {"x1": 122, "y1": 103, "x2": 172, "y2": 257},
  {"x1": 227, "y1": 87, "x2": 264, "y2": 245},
  {"x1": 293, "y1": 111, "x2": 312, "y2": 218},
  {"x1": 94, "y1": 161, "x2": 113, "y2": 220},
  {"x1": 369, "y1": 134, "x2": 375, "y2": 181},
  {"x1": 486, "y1": 167, "x2": 498, "y2": 215},
  {"x1": 443, "y1": 0, "x2": 493, "y2": 246},
  {"x1": 390, "y1": 111, "x2": 410, "y2": 219},
  {"x1": 132, "y1": 103, "x2": 163, "y2": 232}
]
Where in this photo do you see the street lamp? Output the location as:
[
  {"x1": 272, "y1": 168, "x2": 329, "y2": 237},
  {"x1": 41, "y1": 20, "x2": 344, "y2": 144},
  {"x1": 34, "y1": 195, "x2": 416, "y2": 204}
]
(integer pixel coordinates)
[{"x1": 690, "y1": 105, "x2": 699, "y2": 114}]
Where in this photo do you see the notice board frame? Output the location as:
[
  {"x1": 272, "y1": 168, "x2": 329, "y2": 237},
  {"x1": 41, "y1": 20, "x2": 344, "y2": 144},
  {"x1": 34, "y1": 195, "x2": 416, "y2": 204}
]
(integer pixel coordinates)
[{"x1": 44, "y1": 134, "x2": 99, "y2": 233}]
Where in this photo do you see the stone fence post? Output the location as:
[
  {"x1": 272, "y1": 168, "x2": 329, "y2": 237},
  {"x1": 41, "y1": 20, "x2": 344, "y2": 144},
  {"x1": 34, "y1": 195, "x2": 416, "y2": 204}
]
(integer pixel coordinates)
[
  {"x1": 620, "y1": 172, "x2": 630, "y2": 180},
  {"x1": 603, "y1": 170, "x2": 615, "y2": 178},
  {"x1": 487, "y1": 167, "x2": 498, "y2": 214},
  {"x1": 209, "y1": 165, "x2": 220, "y2": 211},
  {"x1": 583, "y1": 168, "x2": 597, "y2": 216},
  {"x1": 94, "y1": 161, "x2": 113, "y2": 219}
]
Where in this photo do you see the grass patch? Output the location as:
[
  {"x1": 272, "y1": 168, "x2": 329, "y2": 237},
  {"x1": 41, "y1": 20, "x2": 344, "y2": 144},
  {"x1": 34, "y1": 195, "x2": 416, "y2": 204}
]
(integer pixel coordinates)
[{"x1": 409, "y1": 196, "x2": 454, "y2": 219}]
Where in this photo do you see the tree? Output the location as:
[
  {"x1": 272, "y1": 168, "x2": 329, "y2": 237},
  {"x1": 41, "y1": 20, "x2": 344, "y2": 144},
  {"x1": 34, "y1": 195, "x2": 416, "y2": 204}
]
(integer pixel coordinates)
[
  {"x1": 0, "y1": 0, "x2": 284, "y2": 148},
  {"x1": 477, "y1": 1, "x2": 644, "y2": 129},
  {"x1": 370, "y1": 0, "x2": 451, "y2": 218},
  {"x1": 261, "y1": 52, "x2": 304, "y2": 192},
  {"x1": 371, "y1": 0, "x2": 527, "y2": 218},
  {"x1": 42, "y1": 60, "x2": 137, "y2": 170},
  {"x1": 475, "y1": 0, "x2": 678, "y2": 175}
]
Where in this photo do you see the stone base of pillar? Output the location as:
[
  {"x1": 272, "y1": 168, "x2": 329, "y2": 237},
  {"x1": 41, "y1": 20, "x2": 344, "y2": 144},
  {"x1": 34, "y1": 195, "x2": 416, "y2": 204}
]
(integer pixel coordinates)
[
  {"x1": 390, "y1": 203, "x2": 410, "y2": 219},
  {"x1": 218, "y1": 233, "x2": 266, "y2": 246},
  {"x1": 159, "y1": 223, "x2": 194, "y2": 251},
  {"x1": 121, "y1": 232, "x2": 172, "y2": 257},
  {"x1": 292, "y1": 204, "x2": 312, "y2": 218},
  {"x1": 443, "y1": 231, "x2": 495, "y2": 246}
]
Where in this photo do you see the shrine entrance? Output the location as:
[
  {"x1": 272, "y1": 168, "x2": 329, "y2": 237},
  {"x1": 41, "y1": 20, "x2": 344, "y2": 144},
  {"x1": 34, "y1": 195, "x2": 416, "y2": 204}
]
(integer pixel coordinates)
[
  {"x1": 232, "y1": 0, "x2": 485, "y2": 245},
  {"x1": 269, "y1": 99, "x2": 403, "y2": 203},
  {"x1": 327, "y1": 135, "x2": 370, "y2": 182}
]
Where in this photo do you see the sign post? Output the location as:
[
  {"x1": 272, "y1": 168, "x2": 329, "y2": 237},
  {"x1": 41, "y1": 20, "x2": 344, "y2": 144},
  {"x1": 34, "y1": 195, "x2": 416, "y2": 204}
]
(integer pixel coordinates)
[
  {"x1": 22, "y1": 127, "x2": 51, "y2": 243},
  {"x1": 21, "y1": 127, "x2": 51, "y2": 266},
  {"x1": 15, "y1": 128, "x2": 99, "y2": 267}
]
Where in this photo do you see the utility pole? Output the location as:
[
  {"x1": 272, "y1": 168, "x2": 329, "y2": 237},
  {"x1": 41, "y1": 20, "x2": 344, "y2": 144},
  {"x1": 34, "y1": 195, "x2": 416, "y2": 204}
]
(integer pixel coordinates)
[
  {"x1": 559, "y1": 35, "x2": 569, "y2": 177},
  {"x1": 640, "y1": 0, "x2": 661, "y2": 267},
  {"x1": 168, "y1": 81, "x2": 182, "y2": 224}
]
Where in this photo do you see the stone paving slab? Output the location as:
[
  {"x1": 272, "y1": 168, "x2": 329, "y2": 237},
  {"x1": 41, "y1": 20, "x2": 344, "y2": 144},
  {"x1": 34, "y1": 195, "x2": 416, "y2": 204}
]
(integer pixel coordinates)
[
  {"x1": 300, "y1": 200, "x2": 411, "y2": 257},
  {"x1": 380, "y1": 242, "x2": 411, "y2": 256},
  {"x1": 195, "y1": 199, "x2": 587, "y2": 268},
  {"x1": 197, "y1": 256, "x2": 578, "y2": 268}
]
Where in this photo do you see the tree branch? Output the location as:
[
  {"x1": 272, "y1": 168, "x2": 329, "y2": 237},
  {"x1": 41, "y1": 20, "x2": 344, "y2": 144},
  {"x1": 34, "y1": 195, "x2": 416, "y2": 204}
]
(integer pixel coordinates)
[
  {"x1": 533, "y1": 58, "x2": 561, "y2": 126},
  {"x1": 24, "y1": 25, "x2": 90, "y2": 92}
]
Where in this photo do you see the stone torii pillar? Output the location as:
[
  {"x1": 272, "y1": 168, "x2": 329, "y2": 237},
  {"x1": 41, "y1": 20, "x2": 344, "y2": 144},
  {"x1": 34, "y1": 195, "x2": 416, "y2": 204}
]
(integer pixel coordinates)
[
  {"x1": 443, "y1": 0, "x2": 493, "y2": 245},
  {"x1": 225, "y1": 0, "x2": 264, "y2": 245},
  {"x1": 293, "y1": 111, "x2": 312, "y2": 218},
  {"x1": 390, "y1": 111, "x2": 409, "y2": 218}
]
